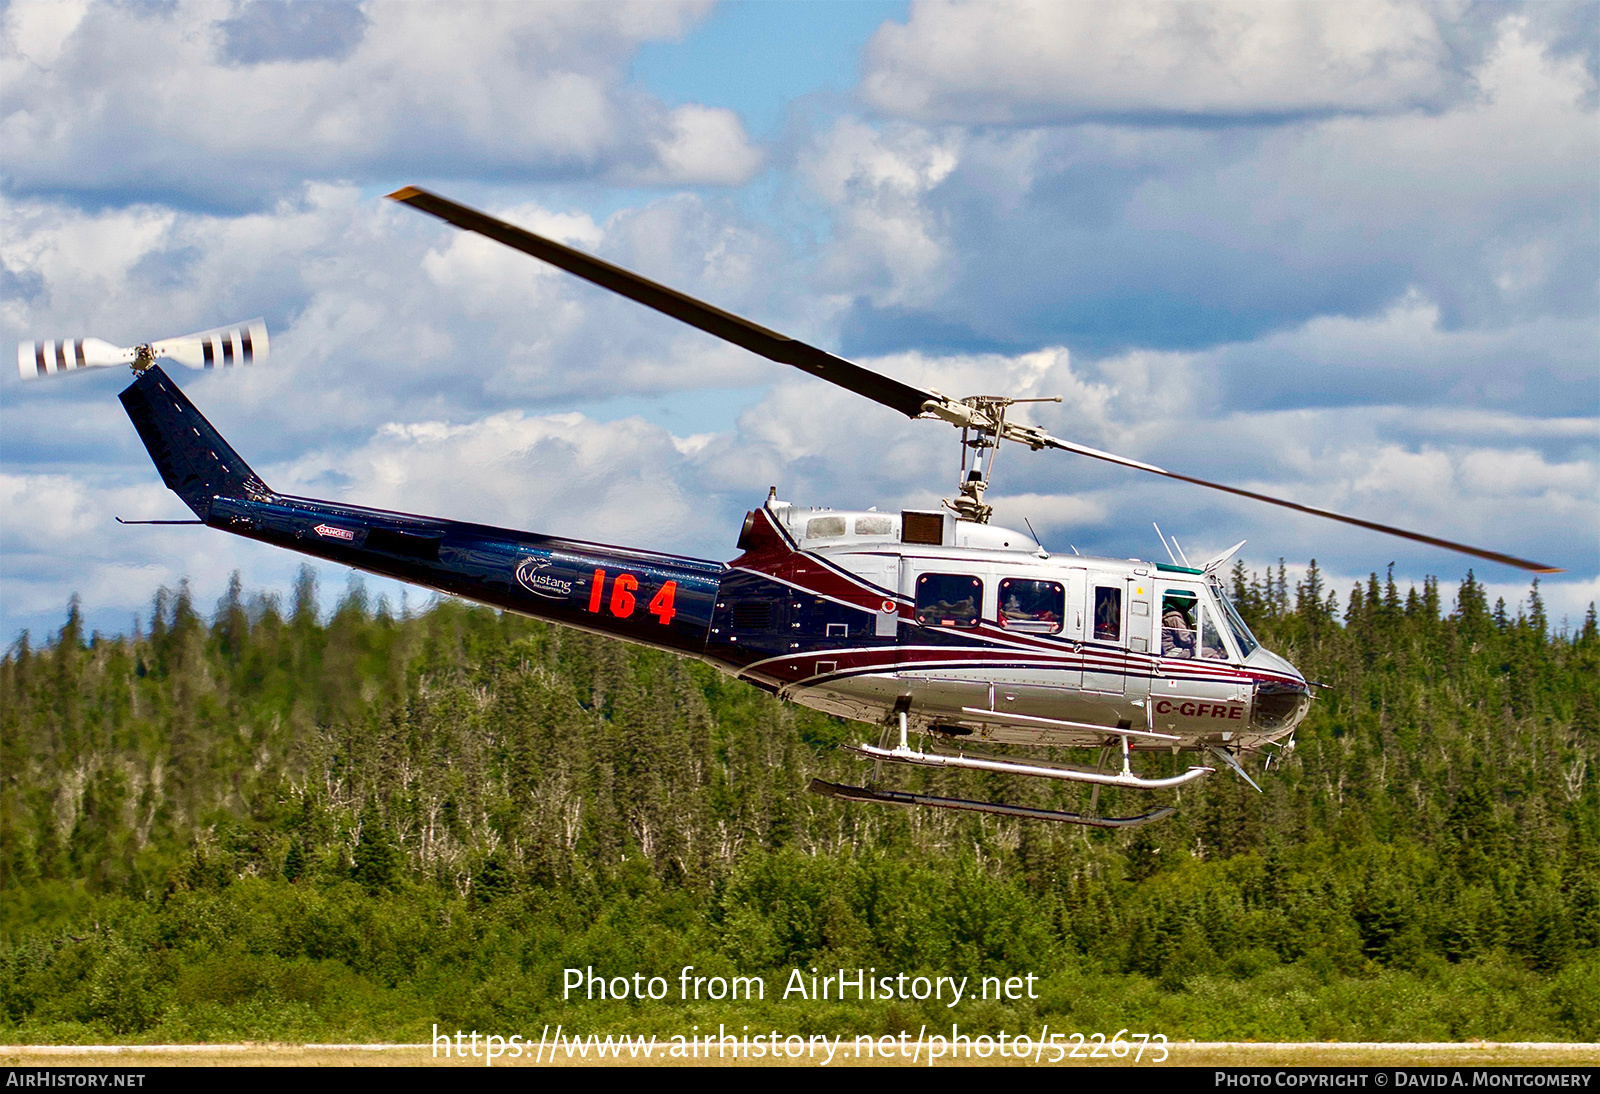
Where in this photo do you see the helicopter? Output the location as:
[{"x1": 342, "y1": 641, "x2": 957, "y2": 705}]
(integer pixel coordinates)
[{"x1": 18, "y1": 188, "x2": 1563, "y2": 828}]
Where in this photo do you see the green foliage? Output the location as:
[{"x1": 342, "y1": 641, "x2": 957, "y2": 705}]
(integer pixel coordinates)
[
  {"x1": 351, "y1": 807, "x2": 398, "y2": 895},
  {"x1": 0, "y1": 569, "x2": 1595, "y2": 1042}
]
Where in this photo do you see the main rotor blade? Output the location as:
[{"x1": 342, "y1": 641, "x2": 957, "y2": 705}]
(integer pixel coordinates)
[
  {"x1": 386, "y1": 188, "x2": 1559, "y2": 575},
  {"x1": 387, "y1": 187, "x2": 940, "y2": 420},
  {"x1": 1028, "y1": 430, "x2": 1563, "y2": 574}
]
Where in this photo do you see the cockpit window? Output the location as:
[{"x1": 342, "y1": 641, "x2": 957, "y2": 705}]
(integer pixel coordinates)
[
  {"x1": 1164, "y1": 587, "x2": 1237, "y2": 661},
  {"x1": 806, "y1": 516, "x2": 846, "y2": 538},
  {"x1": 1199, "y1": 603, "x2": 1229, "y2": 660},
  {"x1": 1211, "y1": 581, "x2": 1260, "y2": 658},
  {"x1": 855, "y1": 516, "x2": 893, "y2": 536}
]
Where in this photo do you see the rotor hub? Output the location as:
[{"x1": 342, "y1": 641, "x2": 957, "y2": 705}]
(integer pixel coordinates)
[{"x1": 939, "y1": 394, "x2": 1060, "y2": 523}]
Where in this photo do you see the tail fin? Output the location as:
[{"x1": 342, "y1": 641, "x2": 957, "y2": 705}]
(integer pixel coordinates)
[{"x1": 119, "y1": 366, "x2": 272, "y2": 519}]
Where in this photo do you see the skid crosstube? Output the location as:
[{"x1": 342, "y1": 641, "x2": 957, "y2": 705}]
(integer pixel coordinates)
[{"x1": 808, "y1": 779, "x2": 1177, "y2": 829}]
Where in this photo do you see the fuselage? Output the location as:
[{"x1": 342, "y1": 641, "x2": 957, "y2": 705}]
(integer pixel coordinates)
[{"x1": 203, "y1": 491, "x2": 1309, "y2": 754}]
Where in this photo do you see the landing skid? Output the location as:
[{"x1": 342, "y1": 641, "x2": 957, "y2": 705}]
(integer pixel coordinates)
[
  {"x1": 844, "y1": 741, "x2": 1212, "y2": 790},
  {"x1": 808, "y1": 779, "x2": 1177, "y2": 829},
  {"x1": 822, "y1": 710, "x2": 1200, "y2": 827}
]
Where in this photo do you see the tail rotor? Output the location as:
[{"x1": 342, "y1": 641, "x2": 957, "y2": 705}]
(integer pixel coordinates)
[{"x1": 17, "y1": 319, "x2": 268, "y2": 380}]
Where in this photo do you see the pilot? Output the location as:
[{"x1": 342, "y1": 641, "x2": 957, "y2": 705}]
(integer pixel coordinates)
[{"x1": 1162, "y1": 608, "x2": 1196, "y2": 658}]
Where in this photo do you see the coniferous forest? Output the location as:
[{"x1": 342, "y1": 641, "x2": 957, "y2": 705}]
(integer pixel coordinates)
[{"x1": 2, "y1": 562, "x2": 1597, "y2": 1043}]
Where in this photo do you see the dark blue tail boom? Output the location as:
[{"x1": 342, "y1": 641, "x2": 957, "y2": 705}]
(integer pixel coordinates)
[{"x1": 118, "y1": 366, "x2": 720, "y2": 656}]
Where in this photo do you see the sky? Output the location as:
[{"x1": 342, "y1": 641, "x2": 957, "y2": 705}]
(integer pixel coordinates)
[{"x1": 1, "y1": 0, "x2": 1596, "y2": 645}]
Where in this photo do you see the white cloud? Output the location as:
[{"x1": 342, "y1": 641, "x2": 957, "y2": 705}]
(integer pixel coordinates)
[
  {"x1": 810, "y1": 16, "x2": 1595, "y2": 391},
  {"x1": 862, "y1": 0, "x2": 1451, "y2": 122},
  {"x1": 280, "y1": 410, "x2": 702, "y2": 549},
  {"x1": 2, "y1": 0, "x2": 88, "y2": 68},
  {"x1": 640, "y1": 105, "x2": 766, "y2": 186},
  {"x1": 1175, "y1": 18, "x2": 1596, "y2": 222},
  {"x1": 0, "y1": 470, "x2": 166, "y2": 545},
  {"x1": 1456, "y1": 448, "x2": 1597, "y2": 498},
  {"x1": 985, "y1": 491, "x2": 1107, "y2": 531},
  {"x1": 0, "y1": 1, "x2": 759, "y2": 200},
  {"x1": 801, "y1": 119, "x2": 962, "y2": 307},
  {"x1": 1385, "y1": 409, "x2": 1598, "y2": 442},
  {"x1": 0, "y1": 468, "x2": 292, "y2": 630},
  {"x1": 1123, "y1": 18, "x2": 1598, "y2": 324},
  {"x1": 1158, "y1": 289, "x2": 1598, "y2": 413}
]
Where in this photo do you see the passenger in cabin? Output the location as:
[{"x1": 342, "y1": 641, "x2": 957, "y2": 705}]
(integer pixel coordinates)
[
  {"x1": 998, "y1": 579, "x2": 1063, "y2": 633},
  {"x1": 915, "y1": 573, "x2": 982, "y2": 627},
  {"x1": 1093, "y1": 588, "x2": 1121, "y2": 641}
]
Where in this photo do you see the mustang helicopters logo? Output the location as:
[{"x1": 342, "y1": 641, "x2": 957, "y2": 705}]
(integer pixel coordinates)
[{"x1": 515, "y1": 557, "x2": 574, "y2": 600}]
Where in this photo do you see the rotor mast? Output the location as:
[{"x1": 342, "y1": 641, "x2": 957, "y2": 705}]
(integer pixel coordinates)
[{"x1": 941, "y1": 395, "x2": 1062, "y2": 523}]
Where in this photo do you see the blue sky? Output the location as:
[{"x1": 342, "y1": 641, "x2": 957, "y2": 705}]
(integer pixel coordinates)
[
  {"x1": 632, "y1": 1, "x2": 907, "y2": 138},
  {"x1": 1, "y1": 0, "x2": 1596, "y2": 643}
]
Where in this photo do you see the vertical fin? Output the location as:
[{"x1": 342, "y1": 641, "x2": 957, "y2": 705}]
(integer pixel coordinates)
[{"x1": 118, "y1": 366, "x2": 272, "y2": 519}]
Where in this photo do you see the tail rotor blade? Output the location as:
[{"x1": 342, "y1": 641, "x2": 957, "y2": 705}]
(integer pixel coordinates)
[
  {"x1": 151, "y1": 318, "x2": 268, "y2": 370},
  {"x1": 17, "y1": 338, "x2": 132, "y2": 380},
  {"x1": 18, "y1": 320, "x2": 267, "y2": 380}
]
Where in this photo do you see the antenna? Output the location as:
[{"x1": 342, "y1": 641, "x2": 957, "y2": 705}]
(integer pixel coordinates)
[
  {"x1": 1023, "y1": 516, "x2": 1046, "y2": 555},
  {"x1": 1170, "y1": 535, "x2": 1193, "y2": 568},
  {"x1": 1152, "y1": 523, "x2": 1179, "y2": 566}
]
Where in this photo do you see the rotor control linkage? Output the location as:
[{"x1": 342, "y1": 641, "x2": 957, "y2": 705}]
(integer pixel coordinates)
[{"x1": 942, "y1": 395, "x2": 1063, "y2": 523}]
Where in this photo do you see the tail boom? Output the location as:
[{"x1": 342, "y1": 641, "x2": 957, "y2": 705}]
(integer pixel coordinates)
[
  {"x1": 119, "y1": 366, "x2": 719, "y2": 655},
  {"x1": 206, "y1": 493, "x2": 720, "y2": 655}
]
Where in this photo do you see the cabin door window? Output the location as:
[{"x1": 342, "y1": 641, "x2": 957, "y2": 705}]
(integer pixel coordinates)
[
  {"x1": 1092, "y1": 584, "x2": 1122, "y2": 642},
  {"x1": 998, "y1": 578, "x2": 1065, "y2": 634},
  {"x1": 914, "y1": 573, "x2": 984, "y2": 628}
]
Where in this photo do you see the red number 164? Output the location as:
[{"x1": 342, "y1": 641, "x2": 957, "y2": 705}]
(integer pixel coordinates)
[{"x1": 588, "y1": 569, "x2": 676, "y2": 625}]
